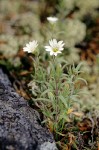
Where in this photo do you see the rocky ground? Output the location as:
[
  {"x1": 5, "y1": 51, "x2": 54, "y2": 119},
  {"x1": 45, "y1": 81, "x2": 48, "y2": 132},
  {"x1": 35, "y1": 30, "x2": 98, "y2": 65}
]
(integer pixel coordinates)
[{"x1": 0, "y1": 68, "x2": 57, "y2": 150}]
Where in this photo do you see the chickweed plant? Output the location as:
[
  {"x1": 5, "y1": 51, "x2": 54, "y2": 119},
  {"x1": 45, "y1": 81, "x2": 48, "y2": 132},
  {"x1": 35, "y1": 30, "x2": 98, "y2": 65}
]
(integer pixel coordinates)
[{"x1": 23, "y1": 17, "x2": 86, "y2": 141}]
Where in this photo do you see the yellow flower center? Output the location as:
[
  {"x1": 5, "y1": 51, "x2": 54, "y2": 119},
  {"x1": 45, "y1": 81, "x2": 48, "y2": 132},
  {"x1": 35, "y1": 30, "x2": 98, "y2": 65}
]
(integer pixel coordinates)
[{"x1": 53, "y1": 48, "x2": 58, "y2": 52}]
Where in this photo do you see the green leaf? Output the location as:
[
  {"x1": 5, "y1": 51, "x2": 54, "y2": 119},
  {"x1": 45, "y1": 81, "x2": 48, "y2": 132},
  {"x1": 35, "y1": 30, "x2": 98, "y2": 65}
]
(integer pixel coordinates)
[
  {"x1": 75, "y1": 62, "x2": 84, "y2": 71},
  {"x1": 41, "y1": 89, "x2": 52, "y2": 97},
  {"x1": 48, "y1": 92, "x2": 55, "y2": 101},
  {"x1": 59, "y1": 95, "x2": 68, "y2": 108}
]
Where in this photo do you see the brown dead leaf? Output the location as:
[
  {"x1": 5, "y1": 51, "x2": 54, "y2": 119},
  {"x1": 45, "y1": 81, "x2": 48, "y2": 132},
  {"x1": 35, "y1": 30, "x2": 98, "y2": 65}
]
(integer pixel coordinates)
[
  {"x1": 0, "y1": 55, "x2": 5, "y2": 59},
  {"x1": 67, "y1": 108, "x2": 74, "y2": 114},
  {"x1": 58, "y1": 142, "x2": 69, "y2": 150},
  {"x1": 19, "y1": 87, "x2": 30, "y2": 99},
  {"x1": 20, "y1": 71, "x2": 30, "y2": 76},
  {"x1": 17, "y1": 49, "x2": 25, "y2": 57},
  {"x1": 13, "y1": 80, "x2": 29, "y2": 100},
  {"x1": 47, "y1": 119, "x2": 54, "y2": 132},
  {"x1": 97, "y1": 142, "x2": 99, "y2": 150},
  {"x1": 62, "y1": 145, "x2": 69, "y2": 150},
  {"x1": 68, "y1": 133, "x2": 75, "y2": 145},
  {"x1": 78, "y1": 118, "x2": 92, "y2": 131},
  {"x1": 72, "y1": 112, "x2": 83, "y2": 117},
  {"x1": 0, "y1": 40, "x2": 7, "y2": 44},
  {"x1": 56, "y1": 132, "x2": 66, "y2": 137}
]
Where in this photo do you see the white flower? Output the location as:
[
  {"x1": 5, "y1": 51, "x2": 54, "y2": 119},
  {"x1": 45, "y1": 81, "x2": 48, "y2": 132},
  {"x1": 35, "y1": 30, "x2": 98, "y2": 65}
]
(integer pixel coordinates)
[
  {"x1": 23, "y1": 40, "x2": 38, "y2": 53},
  {"x1": 45, "y1": 39, "x2": 65, "y2": 56},
  {"x1": 47, "y1": 17, "x2": 58, "y2": 24}
]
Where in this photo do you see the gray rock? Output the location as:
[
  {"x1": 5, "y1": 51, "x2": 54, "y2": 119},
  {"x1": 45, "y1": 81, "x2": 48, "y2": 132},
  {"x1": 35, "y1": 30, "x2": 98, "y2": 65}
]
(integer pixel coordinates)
[
  {"x1": 40, "y1": 142, "x2": 58, "y2": 150},
  {"x1": 0, "y1": 69, "x2": 58, "y2": 150}
]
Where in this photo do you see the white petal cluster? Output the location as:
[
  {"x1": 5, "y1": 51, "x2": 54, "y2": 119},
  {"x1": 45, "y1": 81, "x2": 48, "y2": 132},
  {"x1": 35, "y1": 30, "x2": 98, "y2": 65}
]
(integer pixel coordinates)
[
  {"x1": 23, "y1": 40, "x2": 38, "y2": 53},
  {"x1": 45, "y1": 39, "x2": 65, "y2": 56},
  {"x1": 47, "y1": 17, "x2": 58, "y2": 24}
]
